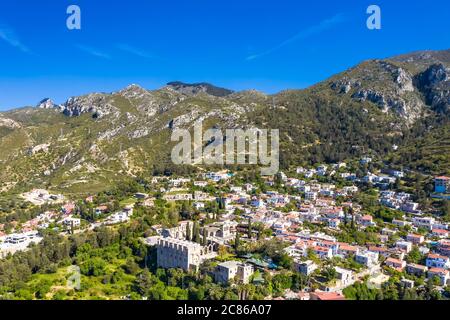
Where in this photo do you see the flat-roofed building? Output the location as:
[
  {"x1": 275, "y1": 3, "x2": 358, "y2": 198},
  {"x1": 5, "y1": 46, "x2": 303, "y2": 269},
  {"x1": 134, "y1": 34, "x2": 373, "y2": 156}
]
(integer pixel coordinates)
[
  {"x1": 294, "y1": 260, "x2": 318, "y2": 275},
  {"x1": 406, "y1": 263, "x2": 428, "y2": 276},
  {"x1": 355, "y1": 251, "x2": 379, "y2": 267}
]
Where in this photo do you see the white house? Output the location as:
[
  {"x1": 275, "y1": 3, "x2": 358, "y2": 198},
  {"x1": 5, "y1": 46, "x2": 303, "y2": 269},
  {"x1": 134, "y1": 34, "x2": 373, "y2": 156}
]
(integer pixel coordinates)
[
  {"x1": 61, "y1": 217, "x2": 81, "y2": 228},
  {"x1": 427, "y1": 268, "x2": 449, "y2": 286},
  {"x1": 312, "y1": 246, "x2": 333, "y2": 259},
  {"x1": 355, "y1": 251, "x2": 379, "y2": 267},
  {"x1": 412, "y1": 217, "x2": 435, "y2": 230},
  {"x1": 406, "y1": 234, "x2": 424, "y2": 245}
]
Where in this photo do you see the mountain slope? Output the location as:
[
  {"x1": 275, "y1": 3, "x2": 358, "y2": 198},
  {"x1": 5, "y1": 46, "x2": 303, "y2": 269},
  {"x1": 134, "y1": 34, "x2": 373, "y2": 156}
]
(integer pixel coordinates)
[{"x1": 0, "y1": 49, "x2": 449, "y2": 196}]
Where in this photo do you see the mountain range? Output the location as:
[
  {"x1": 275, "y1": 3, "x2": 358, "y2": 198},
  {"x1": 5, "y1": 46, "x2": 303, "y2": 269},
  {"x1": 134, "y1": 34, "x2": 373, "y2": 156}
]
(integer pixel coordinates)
[{"x1": 0, "y1": 49, "x2": 449, "y2": 196}]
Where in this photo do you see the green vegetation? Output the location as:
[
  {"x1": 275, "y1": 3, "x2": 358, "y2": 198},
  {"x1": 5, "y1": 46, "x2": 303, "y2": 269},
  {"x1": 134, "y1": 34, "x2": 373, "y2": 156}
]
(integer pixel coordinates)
[{"x1": 343, "y1": 278, "x2": 444, "y2": 300}]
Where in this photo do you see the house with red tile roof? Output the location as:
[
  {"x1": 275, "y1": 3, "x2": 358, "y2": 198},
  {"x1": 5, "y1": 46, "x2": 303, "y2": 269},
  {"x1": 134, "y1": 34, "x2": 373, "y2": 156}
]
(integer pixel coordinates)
[
  {"x1": 337, "y1": 243, "x2": 359, "y2": 257},
  {"x1": 312, "y1": 246, "x2": 333, "y2": 259},
  {"x1": 368, "y1": 246, "x2": 390, "y2": 258},
  {"x1": 358, "y1": 214, "x2": 375, "y2": 227},
  {"x1": 406, "y1": 234, "x2": 424, "y2": 245},
  {"x1": 310, "y1": 291, "x2": 346, "y2": 301},
  {"x1": 428, "y1": 268, "x2": 449, "y2": 286},
  {"x1": 317, "y1": 240, "x2": 339, "y2": 252},
  {"x1": 438, "y1": 240, "x2": 450, "y2": 257},
  {"x1": 431, "y1": 229, "x2": 449, "y2": 238}
]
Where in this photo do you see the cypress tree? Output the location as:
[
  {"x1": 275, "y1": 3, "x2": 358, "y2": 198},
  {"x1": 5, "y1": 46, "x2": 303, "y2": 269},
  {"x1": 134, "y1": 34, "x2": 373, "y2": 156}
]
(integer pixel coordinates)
[
  {"x1": 194, "y1": 221, "x2": 200, "y2": 243},
  {"x1": 186, "y1": 222, "x2": 191, "y2": 241},
  {"x1": 349, "y1": 207, "x2": 355, "y2": 229}
]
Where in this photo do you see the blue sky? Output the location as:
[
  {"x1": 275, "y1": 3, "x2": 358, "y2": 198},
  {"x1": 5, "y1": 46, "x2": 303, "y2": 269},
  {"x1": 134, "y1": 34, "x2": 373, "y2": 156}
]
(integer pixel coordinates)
[{"x1": 0, "y1": 0, "x2": 449, "y2": 110}]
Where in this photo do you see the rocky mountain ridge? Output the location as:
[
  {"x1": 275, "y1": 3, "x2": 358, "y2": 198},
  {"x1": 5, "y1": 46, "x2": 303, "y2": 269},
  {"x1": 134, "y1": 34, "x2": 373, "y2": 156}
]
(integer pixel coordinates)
[{"x1": 0, "y1": 49, "x2": 448, "y2": 195}]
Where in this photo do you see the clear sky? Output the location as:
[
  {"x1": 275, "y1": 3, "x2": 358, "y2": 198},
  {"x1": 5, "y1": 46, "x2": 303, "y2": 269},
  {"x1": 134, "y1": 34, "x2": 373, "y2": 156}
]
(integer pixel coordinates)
[{"x1": 0, "y1": 0, "x2": 449, "y2": 110}]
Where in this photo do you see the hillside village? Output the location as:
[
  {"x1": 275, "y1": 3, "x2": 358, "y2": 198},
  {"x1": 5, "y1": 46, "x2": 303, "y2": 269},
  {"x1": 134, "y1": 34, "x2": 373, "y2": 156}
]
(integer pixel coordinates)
[
  {"x1": 0, "y1": 0, "x2": 449, "y2": 305},
  {"x1": 1, "y1": 156, "x2": 449, "y2": 300}
]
